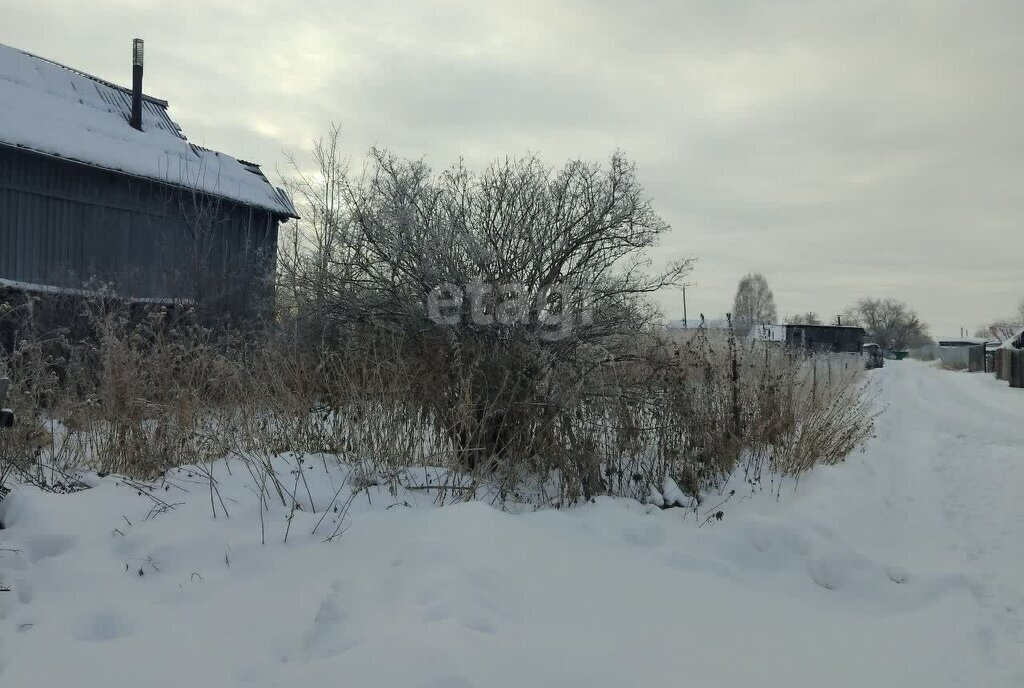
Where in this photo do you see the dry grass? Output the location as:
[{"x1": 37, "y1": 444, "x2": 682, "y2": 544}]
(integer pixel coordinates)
[{"x1": 1, "y1": 296, "x2": 876, "y2": 508}]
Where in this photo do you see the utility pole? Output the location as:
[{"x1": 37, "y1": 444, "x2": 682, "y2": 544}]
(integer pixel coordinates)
[{"x1": 682, "y1": 285, "x2": 688, "y2": 328}]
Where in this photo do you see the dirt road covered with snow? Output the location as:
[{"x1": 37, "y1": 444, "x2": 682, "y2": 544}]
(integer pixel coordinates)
[
  {"x1": 0, "y1": 361, "x2": 1021, "y2": 687},
  {"x1": 858, "y1": 362, "x2": 1024, "y2": 685}
]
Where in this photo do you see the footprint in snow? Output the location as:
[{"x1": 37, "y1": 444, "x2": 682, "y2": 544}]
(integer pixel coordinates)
[
  {"x1": 0, "y1": 550, "x2": 32, "y2": 620},
  {"x1": 886, "y1": 566, "x2": 909, "y2": 584},
  {"x1": 300, "y1": 578, "x2": 361, "y2": 659},
  {"x1": 13, "y1": 576, "x2": 33, "y2": 604},
  {"x1": 73, "y1": 610, "x2": 134, "y2": 642},
  {"x1": 619, "y1": 520, "x2": 666, "y2": 548},
  {"x1": 460, "y1": 615, "x2": 497, "y2": 635},
  {"x1": 809, "y1": 558, "x2": 840, "y2": 590},
  {"x1": 417, "y1": 568, "x2": 517, "y2": 635},
  {"x1": 25, "y1": 533, "x2": 77, "y2": 563}
]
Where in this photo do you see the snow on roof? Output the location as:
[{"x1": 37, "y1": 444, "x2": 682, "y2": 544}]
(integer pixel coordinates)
[
  {"x1": 937, "y1": 337, "x2": 988, "y2": 346},
  {"x1": 0, "y1": 42, "x2": 296, "y2": 218},
  {"x1": 0, "y1": 277, "x2": 193, "y2": 305}
]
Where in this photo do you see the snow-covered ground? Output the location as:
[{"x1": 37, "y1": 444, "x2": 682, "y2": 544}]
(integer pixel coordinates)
[{"x1": 1, "y1": 361, "x2": 1021, "y2": 687}]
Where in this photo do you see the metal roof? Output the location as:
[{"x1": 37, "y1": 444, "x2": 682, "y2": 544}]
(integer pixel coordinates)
[
  {"x1": 786, "y1": 323, "x2": 866, "y2": 330},
  {"x1": 0, "y1": 42, "x2": 297, "y2": 218},
  {"x1": 936, "y1": 337, "x2": 988, "y2": 346}
]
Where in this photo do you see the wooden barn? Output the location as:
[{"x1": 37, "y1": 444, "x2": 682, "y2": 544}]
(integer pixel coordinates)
[
  {"x1": 786, "y1": 324, "x2": 867, "y2": 353},
  {"x1": 752, "y1": 323, "x2": 867, "y2": 353},
  {"x1": 0, "y1": 39, "x2": 297, "y2": 317}
]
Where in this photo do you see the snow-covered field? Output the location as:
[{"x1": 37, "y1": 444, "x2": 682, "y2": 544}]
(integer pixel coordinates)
[{"x1": 1, "y1": 361, "x2": 1021, "y2": 687}]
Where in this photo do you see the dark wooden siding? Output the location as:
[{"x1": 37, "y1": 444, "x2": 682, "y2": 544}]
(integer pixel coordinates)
[
  {"x1": 785, "y1": 325, "x2": 865, "y2": 353},
  {"x1": 0, "y1": 145, "x2": 279, "y2": 314}
]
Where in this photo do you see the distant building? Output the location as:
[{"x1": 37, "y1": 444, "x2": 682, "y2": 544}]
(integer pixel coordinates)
[
  {"x1": 752, "y1": 323, "x2": 866, "y2": 353},
  {"x1": 0, "y1": 40, "x2": 297, "y2": 316},
  {"x1": 935, "y1": 337, "x2": 988, "y2": 348}
]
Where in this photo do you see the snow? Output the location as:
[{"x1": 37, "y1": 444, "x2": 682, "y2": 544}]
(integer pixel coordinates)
[
  {"x1": 659, "y1": 475, "x2": 689, "y2": 508},
  {"x1": 0, "y1": 43, "x2": 295, "y2": 217},
  {"x1": 0, "y1": 278, "x2": 193, "y2": 305},
  {"x1": 1, "y1": 361, "x2": 1023, "y2": 686}
]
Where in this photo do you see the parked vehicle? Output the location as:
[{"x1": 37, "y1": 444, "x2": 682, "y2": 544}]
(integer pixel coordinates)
[
  {"x1": 1, "y1": 377, "x2": 13, "y2": 428},
  {"x1": 863, "y1": 343, "x2": 884, "y2": 370}
]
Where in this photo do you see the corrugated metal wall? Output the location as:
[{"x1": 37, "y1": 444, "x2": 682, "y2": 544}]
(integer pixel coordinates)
[
  {"x1": 0, "y1": 145, "x2": 279, "y2": 313},
  {"x1": 935, "y1": 344, "x2": 994, "y2": 374}
]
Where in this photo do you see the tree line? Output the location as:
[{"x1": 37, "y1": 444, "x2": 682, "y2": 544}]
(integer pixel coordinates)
[
  {"x1": 975, "y1": 299, "x2": 1024, "y2": 342},
  {"x1": 731, "y1": 272, "x2": 931, "y2": 351}
]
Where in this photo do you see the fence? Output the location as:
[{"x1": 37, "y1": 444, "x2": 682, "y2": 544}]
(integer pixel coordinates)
[
  {"x1": 994, "y1": 348, "x2": 1024, "y2": 388},
  {"x1": 968, "y1": 345, "x2": 987, "y2": 372}
]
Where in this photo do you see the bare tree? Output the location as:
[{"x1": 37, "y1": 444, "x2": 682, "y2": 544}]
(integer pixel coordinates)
[
  {"x1": 278, "y1": 123, "x2": 351, "y2": 331},
  {"x1": 732, "y1": 273, "x2": 777, "y2": 336},
  {"x1": 360, "y1": 153, "x2": 683, "y2": 328},
  {"x1": 785, "y1": 312, "x2": 822, "y2": 326},
  {"x1": 281, "y1": 135, "x2": 692, "y2": 475},
  {"x1": 843, "y1": 298, "x2": 930, "y2": 350},
  {"x1": 975, "y1": 320, "x2": 1020, "y2": 342},
  {"x1": 975, "y1": 299, "x2": 1024, "y2": 341},
  {"x1": 281, "y1": 138, "x2": 691, "y2": 336}
]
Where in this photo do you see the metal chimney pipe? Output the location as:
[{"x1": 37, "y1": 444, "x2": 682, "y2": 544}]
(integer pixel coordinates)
[
  {"x1": 837, "y1": 315, "x2": 842, "y2": 326},
  {"x1": 131, "y1": 38, "x2": 144, "y2": 130}
]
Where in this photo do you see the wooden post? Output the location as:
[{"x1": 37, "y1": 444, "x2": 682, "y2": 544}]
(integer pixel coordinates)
[
  {"x1": 0, "y1": 377, "x2": 13, "y2": 428},
  {"x1": 682, "y1": 285, "x2": 688, "y2": 329},
  {"x1": 812, "y1": 358, "x2": 817, "y2": 403}
]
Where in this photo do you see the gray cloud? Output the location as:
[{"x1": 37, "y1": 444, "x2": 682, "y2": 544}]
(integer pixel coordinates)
[{"x1": 2, "y1": 0, "x2": 1021, "y2": 335}]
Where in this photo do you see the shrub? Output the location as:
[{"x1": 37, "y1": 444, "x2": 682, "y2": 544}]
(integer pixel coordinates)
[{"x1": 1, "y1": 294, "x2": 875, "y2": 508}]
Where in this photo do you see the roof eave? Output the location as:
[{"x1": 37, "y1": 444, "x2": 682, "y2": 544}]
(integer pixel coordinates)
[{"x1": 1, "y1": 141, "x2": 297, "y2": 217}]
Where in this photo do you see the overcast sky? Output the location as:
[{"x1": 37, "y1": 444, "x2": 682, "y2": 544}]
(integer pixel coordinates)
[{"x1": 3, "y1": 0, "x2": 1021, "y2": 336}]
